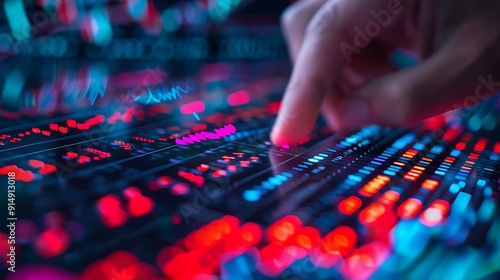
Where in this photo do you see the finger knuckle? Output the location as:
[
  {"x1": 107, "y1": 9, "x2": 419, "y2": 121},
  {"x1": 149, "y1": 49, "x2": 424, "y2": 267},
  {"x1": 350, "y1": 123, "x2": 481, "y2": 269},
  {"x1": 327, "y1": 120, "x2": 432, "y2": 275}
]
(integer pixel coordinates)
[
  {"x1": 280, "y1": 4, "x2": 307, "y2": 35},
  {"x1": 306, "y1": 3, "x2": 343, "y2": 38}
]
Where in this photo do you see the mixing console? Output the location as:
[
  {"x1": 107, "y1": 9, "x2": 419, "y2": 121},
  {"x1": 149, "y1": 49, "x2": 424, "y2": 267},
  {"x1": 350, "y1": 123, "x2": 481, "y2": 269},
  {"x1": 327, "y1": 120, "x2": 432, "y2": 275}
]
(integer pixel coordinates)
[{"x1": 1, "y1": 61, "x2": 500, "y2": 280}]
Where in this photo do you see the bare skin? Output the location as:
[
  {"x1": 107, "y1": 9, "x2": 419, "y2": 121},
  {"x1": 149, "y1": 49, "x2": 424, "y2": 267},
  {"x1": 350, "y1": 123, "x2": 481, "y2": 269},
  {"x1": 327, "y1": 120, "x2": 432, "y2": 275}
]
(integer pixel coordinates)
[{"x1": 271, "y1": 0, "x2": 500, "y2": 146}]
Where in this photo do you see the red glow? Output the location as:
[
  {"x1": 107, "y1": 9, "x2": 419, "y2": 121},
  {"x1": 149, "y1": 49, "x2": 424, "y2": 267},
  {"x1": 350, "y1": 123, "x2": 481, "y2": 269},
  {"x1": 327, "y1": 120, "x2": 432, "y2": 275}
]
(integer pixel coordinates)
[
  {"x1": 338, "y1": 196, "x2": 362, "y2": 215},
  {"x1": 157, "y1": 176, "x2": 172, "y2": 186},
  {"x1": 359, "y1": 203, "x2": 385, "y2": 225},
  {"x1": 67, "y1": 119, "x2": 77, "y2": 128},
  {"x1": 0, "y1": 165, "x2": 34, "y2": 182},
  {"x1": 171, "y1": 183, "x2": 189, "y2": 195},
  {"x1": 228, "y1": 90, "x2": 250, "y2": 106},
  {"x1": 97, "y1": 195, "x2": 128, "y2": 228},
  {"x1": 124, "y1": 188, "x2": 154, "y2": 217},
  {"x1": 67, "y1": 152, "x2": 78, "y2": 159},
  {"x1": 359, "y1": 175, "x2": 390, "y2": 197},
  {"x1": 473, "y1": 138, "x2": 488, "y2": 152},
  {"x1": 29, "y1": 159, "x2": 45, "y2": 168},
  {"x1": 312, "y1": 226, "x2": 357, "y2": 269},
  {"x1": 266, "y1": 101, "x2": 281, "y2": 114},
  {"x1": 420, "y1": 199, "x2": 450, "y2": 227},
  {"x1": 49, "y1": 123, "x2": 59, "y2": 131},
  {"x1": 421, "y1": 179, "x2": 439, "y2": 191},
  {"x1": 34, "y1": 227, "x2": 71, "y2": 258},
  {"x1": 289, "y1": 226, "x2": 321, "y2": 250},
  {"x1": 380, "y1": 190, "x2": 400, "y2": 204},
  {"x1": 266, "y1": 216, "x2": 302, "y2": 243},
  {"x1": 180, "y1": 100, "x2": 205, "y2": 114},
  {"x1": 397, "y1": 198, "x2": 423, "y2": 218},
  {"x1": 494, "y1": 142, "x2": 500, "y2": 153},
  {"x1": 197, "y1": 164, "x2": 209, "y2": 172},
  {"x1": 178, "y1": 170, "x2": 205, "y2": 186},
  {"x1": 442, "y1": 126, "x2": 461, "y2": 142},
  {"x1": 468, "y1": 153, "x2": 480, "y2": 160},
  {"x1": 59, "y1": 126, "x2": 68, "y2": 134},
  {"x1": 341, "y1": 242, "x2": 389, "y2": 279},
  {"x1": 39, "y1": 164, "x2": 57, "y2": 174},
  {"x1": 455, "y1": 142, "x2": 466, "y2": 151}
]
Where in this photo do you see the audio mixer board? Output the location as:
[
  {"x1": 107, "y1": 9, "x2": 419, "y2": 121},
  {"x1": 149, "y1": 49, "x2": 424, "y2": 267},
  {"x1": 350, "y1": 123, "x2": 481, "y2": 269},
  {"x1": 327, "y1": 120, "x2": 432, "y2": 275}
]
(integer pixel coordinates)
[{"x1": 1, "y1": 61, "x2": 500, "y2": 280}]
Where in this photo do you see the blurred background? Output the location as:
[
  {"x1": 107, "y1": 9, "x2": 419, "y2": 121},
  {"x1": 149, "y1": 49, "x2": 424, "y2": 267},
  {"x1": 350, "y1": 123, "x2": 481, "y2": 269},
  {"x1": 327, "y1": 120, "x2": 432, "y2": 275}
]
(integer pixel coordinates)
[
  {"x1": 0, "y1": 0, "x2": 295, "y2": 117},
  {"x1": 0, "y1": 0, "x2": 291, "y2": 60}
]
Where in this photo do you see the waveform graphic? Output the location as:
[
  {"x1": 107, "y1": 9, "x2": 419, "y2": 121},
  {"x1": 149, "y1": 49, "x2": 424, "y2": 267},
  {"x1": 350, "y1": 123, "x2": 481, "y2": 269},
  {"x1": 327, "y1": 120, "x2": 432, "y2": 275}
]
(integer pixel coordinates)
[
  {"x1": 176, "y1": 124, "x2": 237, "y2": 145},
  {"x1": 137, "y1": 83, "x2": 195, "y2": 105}
]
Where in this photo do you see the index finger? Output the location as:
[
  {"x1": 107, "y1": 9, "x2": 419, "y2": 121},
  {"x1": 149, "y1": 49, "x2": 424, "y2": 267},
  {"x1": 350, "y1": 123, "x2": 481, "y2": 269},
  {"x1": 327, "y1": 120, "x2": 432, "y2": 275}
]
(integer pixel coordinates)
[{"x1": 271, "y1": 0, "x2": 395, "y2": 146}]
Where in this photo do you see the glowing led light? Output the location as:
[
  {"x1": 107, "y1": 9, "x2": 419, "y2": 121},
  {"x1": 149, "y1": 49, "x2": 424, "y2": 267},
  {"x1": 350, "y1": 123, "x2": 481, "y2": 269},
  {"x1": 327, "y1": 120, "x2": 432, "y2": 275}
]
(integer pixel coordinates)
[
  {"x1": 359, "y1": 203, "x2": 385, "y2": 224},
  {"x1": 34, "y1": 227, "x2": 71, "y2": 258},
  {"x1": 227, "y1": 90, "x2": 250, "y2": 106},
  {"x1": 380, "y1": 190, "x2": 400, "y2": 204},
  {"x1": 180, "y1": 100, "x2": 205, "y2": 114},
  {"x1": 397, "y1": 198, "x2": 422, "y2": 218},
  {"x1": 338, "y1": 196, "x2": 362, "y2": 215},
  {"x1": 421, "y1": 179, "x2": 439, "y2": 191},
  {"x1": 455, "y1": 142, "x2": 466, "y2": 150}
]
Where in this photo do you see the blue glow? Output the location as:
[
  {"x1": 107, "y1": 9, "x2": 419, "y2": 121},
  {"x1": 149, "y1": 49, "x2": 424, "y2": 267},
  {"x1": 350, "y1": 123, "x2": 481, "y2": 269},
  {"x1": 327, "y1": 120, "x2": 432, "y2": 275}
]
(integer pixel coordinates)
[
  {"x1": 370, "y1": 161, "x2": 382, "y2": 165},
  {"x1": 450, "y1": 149, "x2": 461, "y2": 157},
  {"x1": 484, "y1": 187, "x2": 492, "y2": 197},
  {"x1": 477, "y1": 179, "x2": 486, "y2": 188},
  {"x1": 89, "y1": 8, "x2": 113, "y2": 45},
  {"x1": 490, "y1": 154, "x2": 500, "y2": 161},
  {"x1": 478, "y1": 198, "x2": 495, "y2": 222},
  {"x1": 282, "y1": 172, "x2": 293, "y2": 178},
  {"x1": 413, "y1": 143, "x2": 425, "y2": 150},
  {"x1": 359, "y1": 169, "x2": 371, "y2": 175},
  {"x1": 4, "y1": 0, "x2": 31, "y2": 41},
  {"x1": 450, "y1": 184, "x2": 460, "y2": 194},
  {"x1": 275, "y1": 175, "x2": 288, "y2": 182},
  {"x1": 430, "y1": 146, "x2": 444, "y2": 154},
  {"x1": 313, "y1": 156, "x2": 324, "y2": 160},
  {"x1": 383, "y1": 170, "x2": 397, "y2": 176},
  {"x1": 435, "y1": 170, "x2": 446, "y2": 176},
  {"x1": 307, "y1": 158, "x2": 318, "y2": 163},
  {"x1": 318, "y1": 153, "x2": 328, "y2": 157},
  {"x1": 243, "y1": 190, "x2": 260, "y2": 202},
  {"x1": 292, "y1": 167, "x2": 302, "y2": 172},
  {"x1": 262, "y1": 181, "x2": 274, "y2": 190},
  {"x1": 348, "y1": 175, "x2": 362, "y2": 182},
  {"x1": 364, "y1": 166, "x2": 376, "y2": 171},
  {"x1": 340, "y1": 141, "x2": 351, "y2": 146},
  {"x1": 468, "y1": 115, "x2": 482, "y2": 131},
  {"x1": 269, "y1": 177, "x2": 282, "y2": 186},
  {"x1": 192, "y1": 113, "x2": 200, "y2": 121},
  {"x1": 452, "y1": 192, "x2": 472, "y2": 214},
  {"x1": 298, "y1": 164, "x2": 308, "y2": 169},
  {"x1": 455, "y1": 175, "x2": 467, "y2": 181}
]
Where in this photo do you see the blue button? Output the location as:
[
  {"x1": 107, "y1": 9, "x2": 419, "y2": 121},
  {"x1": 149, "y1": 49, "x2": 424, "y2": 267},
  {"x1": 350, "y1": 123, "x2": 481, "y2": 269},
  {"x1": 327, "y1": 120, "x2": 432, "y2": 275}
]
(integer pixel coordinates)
[{"x1": 243, "y1": 190, "x2": 261, "y2": 202}]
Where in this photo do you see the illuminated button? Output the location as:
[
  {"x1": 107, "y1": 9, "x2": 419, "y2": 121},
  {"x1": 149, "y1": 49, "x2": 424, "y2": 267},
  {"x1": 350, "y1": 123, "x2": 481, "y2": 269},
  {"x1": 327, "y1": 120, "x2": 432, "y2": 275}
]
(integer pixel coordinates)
[
  {"x1": 243, "y1": 190, "x2": 261, "y2": 202},
  {"x1": 397, "y1": 198, "x2": 422, "y2": 218},
  {"x1": 421, "y1": 179, "x2": 439, "y2": 191},
  {"x1": 348, "y1": 175, "x2": 362, "y2": 183},
  {"x1": 359, "y1": 203, "x2": 385, "y2": 224},
  {"x1": 338, "y1": 196, "x2": 362, "y2": 215}
]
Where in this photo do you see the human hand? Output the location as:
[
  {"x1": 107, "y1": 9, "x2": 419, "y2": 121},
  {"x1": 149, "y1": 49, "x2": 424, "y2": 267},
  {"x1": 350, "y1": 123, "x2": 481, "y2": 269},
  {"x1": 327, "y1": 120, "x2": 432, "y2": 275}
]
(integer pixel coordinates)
[{"x1": 271, "y1": 0, "x2": 500, "y2": 146}]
